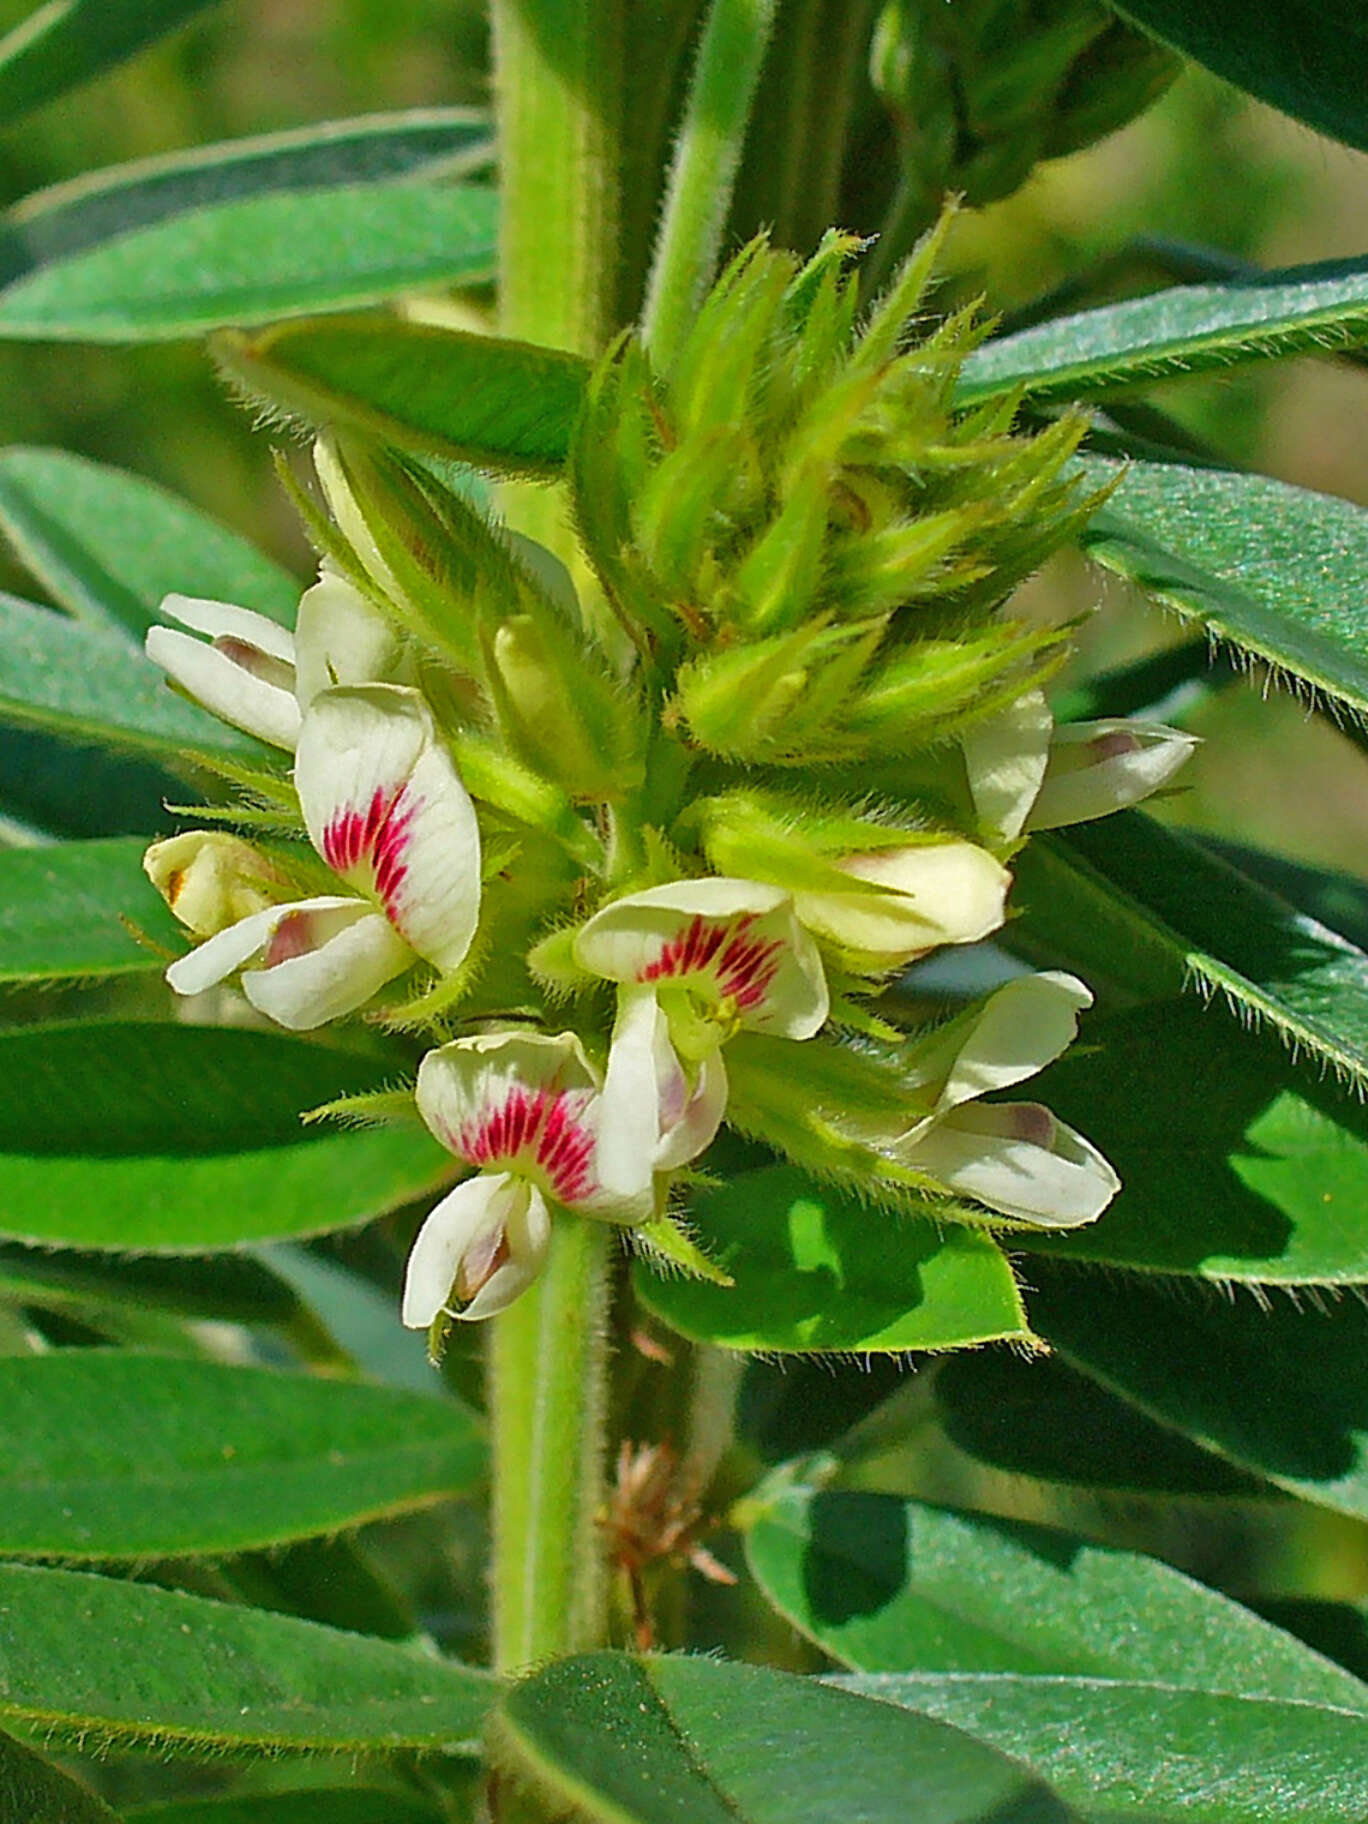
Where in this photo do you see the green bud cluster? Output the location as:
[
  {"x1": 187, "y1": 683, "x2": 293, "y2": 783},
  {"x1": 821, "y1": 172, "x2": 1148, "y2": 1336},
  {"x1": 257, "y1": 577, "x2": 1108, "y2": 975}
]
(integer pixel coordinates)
[
  {"x1": 572, "y1": 223, "x2": 1094, "y2": 768},
  {"x1": 870, "y1": 0, "x2": 1179, "y2": 221}
]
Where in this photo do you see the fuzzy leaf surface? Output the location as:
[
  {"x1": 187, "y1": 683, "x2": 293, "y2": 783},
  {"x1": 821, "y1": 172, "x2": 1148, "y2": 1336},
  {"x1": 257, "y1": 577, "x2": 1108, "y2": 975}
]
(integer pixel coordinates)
[
  {"x1": 1112, "y1": 0, "x2": 1368, "y2": 153},
  {"x1": 1030, "y1": 1260, "x2": 1368, "y2": 1520},
  {"x1": 0, "y1": 1562, "x2": 495, "y2": 1751},
  {"x1": 0, "y1": 0, "x2": 216, "y2": 126},
  {"x1": 1010, "y1": 1002, "x2": 1368, "y2": 1285},
  {"x1": 837, "y1": 1672, "x2": 1368, "y2": 1823},
  {"x1": 0, "y1": 1240, "x2": 297, "y2": 1324},
  {"x1": 1077, "y1": 456, "x2": 1368, "y2": 716},
  {"x1": 492, "y1": 1652, "x2": 1078, "y2": 1823},
  {"x1": 1014, "y1": 812, "x2": 1368, "y2": 1096},
  {"x1": 216, "y1": 318, "x2": 589, "y2": 476},
  {"x1": 744, "y1": 1481, "x2": 1367, "y2": 1708},
  {"x1": 126, "y1": 1794, "x2": 446, "y2": 1824},
  {"x1": 0, "y1": 836, "x2": 183, "y2": 982},
  {"x1": 0, "y1": 591, "x2": 263, "y2": 763},
  {"x1": 0, "y1": 183, "x2": 497, "y2": 342},
  {"x1": 0, "y1": 1022, "x2": 452, "y2": 1250},
  {"x1": 0, "y1": 445, "x2": 297, "y2": 638},
  {"x1": 4, "y1": 108, "x2": 490, "y2": 272},
  {"x1": 0, "y1": 1352, "x2": 482, "y2": 1558},
  {"x1": 634, "y1": 1165, "x2": 1028, "y2": 1352},
  {"x1": 958, "y1": 258, "x2": 1368, "y2": 406},
  {"x1": 0, "y1": 1725, "x2": 119, "y2": 1823}
]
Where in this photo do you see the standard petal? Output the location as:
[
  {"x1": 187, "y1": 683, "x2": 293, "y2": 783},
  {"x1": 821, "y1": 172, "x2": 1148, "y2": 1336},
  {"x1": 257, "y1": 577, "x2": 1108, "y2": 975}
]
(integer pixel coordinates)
[
  {"x1": 1026, "y1": 719, "x2": 1199, "y2": 831},
  {"x1": 242, "y1": 904, "x2": 414, "y2": 1030},
  {"x1": 574, "y1": 878, "x2": 829, "y2": 1040},
  {"x1": 145, "y1": 625, "x2": 301, "y2": 749},
  {"x1": 158, "y1": 593, "x2": 296, "y2": 663},
  {"x1": 416, "y1": 1031, "x2": 607, "y2": 1209},
  {"x1": 296, "y1": 685, "x2": 481, "y2": 972},
  {"x1": 905, "y1": 1100, "x2": 1120, "y2": 1227},
  {"x1": 293, "y1": 569, "x2": 408, "y2": 709},
  {"x1": 401, "y1": 1172, "x2": 550, "y2": 1326},
  {"x1": 794, "y1": 840, "x2": 1010, "y2": 962},
  {"x1": 962, "y1": 688, "x2": 1053, "y2": 843},
  {"x1": 902, "y1": 970, "x2": 1094, "y2": 1123}
]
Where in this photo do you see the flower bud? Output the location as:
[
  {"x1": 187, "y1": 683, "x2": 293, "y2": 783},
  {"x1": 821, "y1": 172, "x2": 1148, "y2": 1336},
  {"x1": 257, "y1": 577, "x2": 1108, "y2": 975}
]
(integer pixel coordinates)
[
  {"x1": 488, "y1": 613, "x2": 645, "y2": 802},
  {"x1": 143, "y1": 832, "x2": 291, "y2": 938},
  {"x1": 793, "y1": 840, "x2": 1011, "y2": 967},
  {"x1": 1025, "y1": 719, "x2": 1198, "y2": 831}
]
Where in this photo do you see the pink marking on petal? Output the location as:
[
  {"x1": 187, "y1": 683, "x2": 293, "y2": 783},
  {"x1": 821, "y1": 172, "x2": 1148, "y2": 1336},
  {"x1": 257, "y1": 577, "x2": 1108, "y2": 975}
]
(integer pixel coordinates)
[
  {"x1": 261, "y1": 909, "x2": 317, "y2": 967},
  {"x1": 321, "y1": 784, "x2": 420, "y2": 925},
  {"x1": 456, "y1": 1084, "x2": 598, "y2": 1205},
  {"x1": 641, "y1": 912, "x2": 783, "y2": 1013}
]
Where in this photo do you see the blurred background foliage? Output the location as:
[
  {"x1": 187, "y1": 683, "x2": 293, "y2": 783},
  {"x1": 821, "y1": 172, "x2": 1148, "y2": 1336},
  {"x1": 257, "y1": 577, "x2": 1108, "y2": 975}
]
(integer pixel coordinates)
[{"x1": 0, "y1": 0, "x2": 1365, "y2": 878}]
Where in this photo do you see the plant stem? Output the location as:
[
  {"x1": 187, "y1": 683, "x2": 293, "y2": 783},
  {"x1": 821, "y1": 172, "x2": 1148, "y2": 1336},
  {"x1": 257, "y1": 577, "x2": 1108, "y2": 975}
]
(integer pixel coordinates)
[
  {"x1": 489, "y1": 1213, "x2": 614, "y2": 1671},
  {"x1": 641, "y1": 0, "x2": 780, "y2": 370},
  {"x1": 488, "y1": 0, "x2": 625, "y2": 1672}
]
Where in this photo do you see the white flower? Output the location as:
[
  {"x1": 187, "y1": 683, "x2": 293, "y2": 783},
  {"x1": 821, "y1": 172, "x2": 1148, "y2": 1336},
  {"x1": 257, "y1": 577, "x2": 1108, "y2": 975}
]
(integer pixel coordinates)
[
  {"x1": 892, "y1": 970, "x2": 1120, "y2": 1227},
  {"x1": 403, "y1": 1031, "x2": 648, "y2": 1326},
  {"x1": 164, "y1": 685, "x2": 480, "y2": 1029},
  {"x1": 596, "y1": 984, "x2": 728, "y2": 1204},
  {"x1": 792, "y1": 839, "x2": 1010, "y2": 966},
  {"x1": 964, "y1": 688, "x2": 1196, "y2": 842},
  {"x1": 143, "y1": 831, "x2": 291, "y2": 937},
  {"x1": 144, "y1": 568, "x2": 405, "y2": 750},
  {"x1": 574, "y1": 878, "x2": 829, "y2": 1045}
]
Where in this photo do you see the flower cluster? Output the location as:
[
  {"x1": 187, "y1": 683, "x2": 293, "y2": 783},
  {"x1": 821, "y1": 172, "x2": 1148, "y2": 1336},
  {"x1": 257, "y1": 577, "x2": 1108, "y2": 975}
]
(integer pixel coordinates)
[{"x1": 142, "y1": 234, "x2": 1194, "y2": 1343}]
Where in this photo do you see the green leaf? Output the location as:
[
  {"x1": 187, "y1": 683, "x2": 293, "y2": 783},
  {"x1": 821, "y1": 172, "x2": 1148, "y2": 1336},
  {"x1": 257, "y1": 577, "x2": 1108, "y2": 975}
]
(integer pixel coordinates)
[
  {"x1": 0, "y1": 1239, "x2": 298, "y2": 1324},
  {"x1": 0, "y1": 726, "x2": 177, "y2": 839},
  {"x1": 127, "y1": 1792, "x2": 446, "y2": 1824},
  {"x1": 1112, "y1": 0, "x2": 1368, "y2": 154},
  {"x1": 0, "y1": 1352, "x2": 481, "y2": 1558},
  {"x1": 0, "y1": 1022, "x2": 453, "y2": 1250},
  {"x1": 5, "y1": 107, "x2": 490, "y2": 273},
  {"x1": 743, "y1": 1481, "x2": 1367, "y2": 1709},
  {"x1": 958, "y1": 258, "x2": 1368, "y2": 407},
  {"x1": 0, "y1": 1562, "x2": 495, "y2": 1751},
  {"x1": 634, "y1": 1165, "x2": 1029, "y2": 1353},
  {"x1": 1012, "y1": 1002, "x2": 1368, "y2": 1285},
  {"x1": 0, "y1": 836, "x2": 183, "y2": 982},
  {"x1": 0, "y1": 183, "x2": 498, "y2": 343},
  {"x1": 837, "y1": 1673, "x2": 1368, "y2": 1823},
  {"x1": 216, "y1": 318, "x2": 589, "y2": 477},
  {"x1": 264, "y1": 1244, "x2": 443, "y2": 1398},
  {"x1": 0, "y1": 0, "x2": 217, "y2": 127},
  {"x1": 1030, "y1": 1260, "x2": 1368, "y2": 1521},
  {"x1": 0, "y1": 446, "x2": 298, "y2": 638},
  {"x1": 0, "y1": 1724, "x2": 118, "y2": 1823},
  {"x1": 1014, "y1": 812, "x2": 1368, "y2": 1095},
  {"x1": 491, "y1": 1652, "x2": 1078, "y2": 1823},
  {"x1": 1076, "y1": 455, "x2": 1368, "y2": 716},
  {"x1": 0, "y1": 591, "x2": 264, "y2": 764}
]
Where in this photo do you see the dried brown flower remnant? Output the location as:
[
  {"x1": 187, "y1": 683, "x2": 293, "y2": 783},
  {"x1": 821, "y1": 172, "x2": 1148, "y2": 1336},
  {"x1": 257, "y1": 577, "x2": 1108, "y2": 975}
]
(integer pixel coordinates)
[{"x1": 600, "y1": 1439, "x2": 736, "y2": 1650}]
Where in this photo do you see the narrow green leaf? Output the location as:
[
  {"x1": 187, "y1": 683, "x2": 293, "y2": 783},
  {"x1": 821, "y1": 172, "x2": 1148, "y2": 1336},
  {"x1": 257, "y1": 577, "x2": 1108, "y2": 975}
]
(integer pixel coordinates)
[
  {"x1": 634, "y1": 1165, "x2": 1029, "y2": 1353},
  {"x1": 0, "y1": 592, "x2": 263, "y2": 764},
  {"x1": 0, "y1": 1724, "x2": 118, "y2": 1824},
  {"x1": 492, "y1": 1652, "x2": 1078, "y2": 1823},
  {"x1": 1014, "y1": 812, "x2": 1368, "y2": 1095},
  {"x1": 1077, "y1": 455, "x2": 1368, "y2": 716},
  {"x1": 0, "y1": 836, "x2": 182, "y2": 982},
  {"x1": 0, "y1": 446, "x2": 298, "y2": 638},
  {"x1": 127, "y1": 1792, "x2": 446, "y2": 1824},
  {"x1": 0, "y1": 725, "x2": 178, "y2": 839},
  {"x1": 838, "y1": 1673, "x2": 1368, "y2": 1823},
  {"x1": 216, "y1": 318, "x2": 589, "y2": 477},
  {"x1": 959, "y1": 258, "x2": 1368, "y2": 407},
  {"x1": 0, "y1": 1022, "x2": 452, "y2": 1250},
  {"x1": 0, "y1": 183, "x2": 498, "y2": 343},
  {"x1": 1112, "y1": 0, "x2": 1368, "y2": 154},
  {"x1": 1010, "y1": 1003, "x2": 1368, "y2": 1284},
  {"x1": 6, "y1": 108, "x2": 490, "y2": 273},
  {"x1": 0, "y1": 1352, "x2": 481, "y2": 1558},
  {"x1": 1030, "y1": 1260, "x2": 1368, "y2": 1521},
  {"x1": 0, "y1": 0, "x2": 217, "y2": 127},
  {"x1": 744, "y1": 1481, "x2": 1367, "y2": 1708},
  {"x1": 264, "y1": 1245, "x2": 441, "y2": 1397},
  {"x1": 0, "y1": 1240, "x2": 298, "y2": 1324},
  {"x1": 0, "y1": 1562, "x2": 495, "y2": 1752}
]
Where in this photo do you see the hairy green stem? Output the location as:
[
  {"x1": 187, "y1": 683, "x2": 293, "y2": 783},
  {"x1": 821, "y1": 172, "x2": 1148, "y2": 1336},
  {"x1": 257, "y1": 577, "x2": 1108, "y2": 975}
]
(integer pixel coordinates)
[
  {"x1": 641, "y1": 0, "x2": 780, "y2": 370},
  {"x1": 489, "y1": 0, "x2": 625, "y2": 1672},
  {"x1": 489, "y1": 1214, "x2": 614, "y2": 1671}
]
